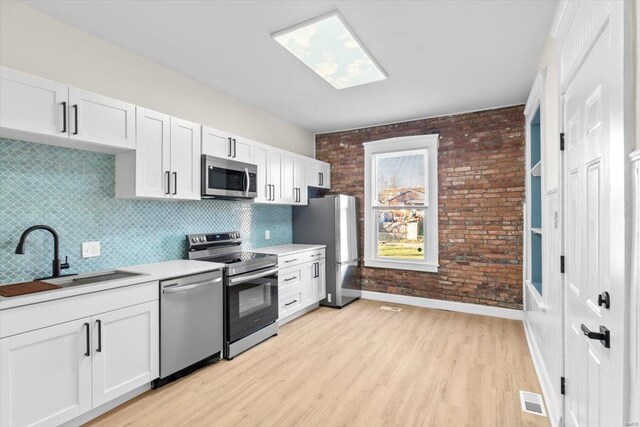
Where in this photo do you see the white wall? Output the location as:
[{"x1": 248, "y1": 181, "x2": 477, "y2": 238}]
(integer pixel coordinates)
[{"x1": 0, "y1": 1, "x2": 315, "y2": 157}]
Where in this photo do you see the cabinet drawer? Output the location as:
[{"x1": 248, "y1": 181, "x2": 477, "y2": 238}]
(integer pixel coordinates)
[
  {"x1": 279, "y1": 288, "x2": 303, "y2": 318},
  {"x1": 279, "y1": 248, "x2": 325, "y2": 267},
  {"x1": 278, "y1": 265, "x2": 303, "y2": 293}
]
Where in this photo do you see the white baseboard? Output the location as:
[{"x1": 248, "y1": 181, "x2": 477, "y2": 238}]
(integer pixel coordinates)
[
  {"x1": 523, "y1": 316, "x2": 561, "y2": 427},
  {"x1": 360, "y1": 291, "x2": 523, "y2": 320}
]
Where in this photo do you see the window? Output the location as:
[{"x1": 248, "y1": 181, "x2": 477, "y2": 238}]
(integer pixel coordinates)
[{"x1": 363, "y1": 135, "x2": 439, "y2": 272}]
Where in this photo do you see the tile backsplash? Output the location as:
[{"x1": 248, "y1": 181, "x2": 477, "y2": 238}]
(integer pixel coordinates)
[{"x1": 0, "y1": 138, "x2": 292, "y2": 283}]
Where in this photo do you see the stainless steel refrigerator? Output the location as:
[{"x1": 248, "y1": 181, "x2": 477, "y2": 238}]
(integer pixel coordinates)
[{"x1": 293, "y1": 195, "x2": 360, "y2": 308}]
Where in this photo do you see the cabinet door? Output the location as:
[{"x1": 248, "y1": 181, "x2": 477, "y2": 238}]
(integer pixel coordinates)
[
  {"x1": 233, "y1": 136, "x2": 254, "y2": 163},
  {"x1": 315, "y1": 259, "x2": 326, "y2": 301},
  {"x1": 306, "y1": 159, "x2": 331, "y2": 189},
  {"x1": 254, "y1": 143, "x2": 270, "y2": 203},
  {"x1": 92, "y1": 301, "x2": 159, "y2": 407},
  {"x1": 68, "y1": 87, "x2": 135, "y2": 149},
  {"x1": 293, "y1": 156, "x2": 308, "y2": 205},
  {"x1": 170, "y1": 117, "x2": 201, "y2": 200},
  {"x1": 0, "y1": 318, "x2": 92, "y2": 427},
  {"x1": 281, "y1": 151, "x2": 296, "y2": 204},
  {"x1": 318, "y1": 162, "x2": 331, "y2": 189},
  {"x1": 301, "y1": 261, "x2": 316, "y2": 306},
  {"x1": 0, "y1": 66, "x2": 68, "y2": 137},
  {"x1": 135, "y1": 107, "x2": 171, "y2": 198},
  {"x1": 269, "y1": 149, "x2": 284, "y2": 203},
  {"x1": 202, "y1": 126, "x2": 232, "y2": 159}
]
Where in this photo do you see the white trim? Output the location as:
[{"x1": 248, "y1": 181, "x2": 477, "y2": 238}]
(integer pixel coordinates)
[
  {"x1": 523, "y1": 318, "x2": 561, "y2": 427},
  {"x1": 360, "y1": 290, "x2": 523, "y2": 320},
  {"x1": 363, "y1": 134, "x2": 439, "y2": 272},
  {"x1": 550, "y1": 0, "x2": 569, "y2": 39},
  {"x1": 524, "y1": 69, "x2": 546, "y2": 117},
  {"x1": 525, "y1": 280, "x2": 546, "y2": 311}
]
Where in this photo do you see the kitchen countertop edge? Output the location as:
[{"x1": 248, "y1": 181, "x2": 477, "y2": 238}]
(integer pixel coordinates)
[{"x1": 254, "y1": 244, "x2": 326, "y2": 256}]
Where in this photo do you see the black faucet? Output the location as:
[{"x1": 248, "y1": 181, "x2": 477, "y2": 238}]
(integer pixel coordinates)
[{"x1": 15, "y1": 225, "x2": 70, "y2": 279}]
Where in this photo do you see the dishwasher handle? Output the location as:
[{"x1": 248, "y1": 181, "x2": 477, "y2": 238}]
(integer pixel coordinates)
[{"x1": 162, "y1": 277, "x2": 222, "y2": 294}]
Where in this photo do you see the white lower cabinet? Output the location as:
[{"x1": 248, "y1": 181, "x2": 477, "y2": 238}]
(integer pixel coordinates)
[
  {"x1": 0, "y1": 286, "x2": 159, "y2": 427},
  {"x1": 0, "y1": 318, "x2": 92, "y2": 427},
  {"x1": 278, "y1": 249, "x2": 326, "y2": 322}
]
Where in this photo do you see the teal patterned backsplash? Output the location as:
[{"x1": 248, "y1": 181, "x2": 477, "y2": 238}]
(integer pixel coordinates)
[{"x1": 0, "y1": 138, "x2": 292, "y2": 284}]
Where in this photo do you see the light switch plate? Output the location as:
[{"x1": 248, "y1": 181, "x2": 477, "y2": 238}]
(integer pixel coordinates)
[
  {"x1": 82, "y1": 241, "x2": 101, "y2": 258},
  {"x1": 265, "y1": 230, "x2": 271, "y2": 240}
]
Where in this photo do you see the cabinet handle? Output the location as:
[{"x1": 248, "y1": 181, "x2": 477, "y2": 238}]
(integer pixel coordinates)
[
  {"x1": 172, "y1": 172, "x2": 177, "y2": 195},
  {"x1": 72, "y1": 104, "x2": 79, "y2": 135},
  {"x1": 228, "y1": 137, "x2": 233, "y2": 157},
  {"x1": 61, "y1": 101, "x2": 67, "y2": 133},
  {"x1": 284, "y1": 276, "x2": 297, "y2": 282},
  {"x1": 284, "y1": 259, "x2": 298, "y2": 263},
  {"x1": 233, "y1": 138, "x2": 237, "y2": 158},
  {"x1": 96, "y1": 319, "x2": 102, "y2": 353},
  {"x1": 284, "y1": 299, "x2": 298, "y2": 306},
  {"x1": 269, "y1": 184, "x2": 275, "y2": 201},
  {"x1": 84, "y1": 322, "x2": 90, "y2": 357},
  {"x1": 165, "y1": 171, "x2": 171, "y2": 195}
]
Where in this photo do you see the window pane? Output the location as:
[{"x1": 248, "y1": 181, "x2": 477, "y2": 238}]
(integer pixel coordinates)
[
  {"x1": 376, "y1": 152, "x2": 426, "y2": 206},
  {"x1": 377, "y1": 209, "x2": 425, "y2": 260}
]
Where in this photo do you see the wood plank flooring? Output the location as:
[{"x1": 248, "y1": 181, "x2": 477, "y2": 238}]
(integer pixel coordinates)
[{"x1": 88, "y1": 300, "x2": 549, "y2": 427}]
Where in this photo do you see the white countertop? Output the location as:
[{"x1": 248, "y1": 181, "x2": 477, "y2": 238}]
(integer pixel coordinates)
[
  {"x1": 0, "y1": 259, "x2": 225, "y2": 310},
  {"x1": 254, "y1": 244, "x2": 326, "y2": 256}
]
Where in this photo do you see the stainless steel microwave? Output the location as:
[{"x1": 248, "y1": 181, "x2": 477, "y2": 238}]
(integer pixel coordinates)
[{"x1": 201, "y1": 156, "x2": 257, "y2": 200}]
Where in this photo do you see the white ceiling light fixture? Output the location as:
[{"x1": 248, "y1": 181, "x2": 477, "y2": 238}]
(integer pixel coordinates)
[{"x1": 272, "y1": 11, "x2": 387, "y2": 90}]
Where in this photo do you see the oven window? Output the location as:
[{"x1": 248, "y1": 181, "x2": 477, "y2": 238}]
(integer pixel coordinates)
[
  {"x1": 238, "y1": 282, "x2": 271, "y2": 318},
  {"x1": 208, "y1": 166, "x2": 245, "y2": 192}
]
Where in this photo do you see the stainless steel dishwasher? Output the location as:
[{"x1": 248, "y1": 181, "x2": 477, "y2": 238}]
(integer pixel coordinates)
[{"x1": 155, "y1": 270, "x2": 223, "y2": 387}]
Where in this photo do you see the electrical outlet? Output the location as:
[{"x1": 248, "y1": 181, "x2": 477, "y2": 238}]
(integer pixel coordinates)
[
  {"x1": 82, "y1": 241, "x2": 101, "y2": 258},
  {"x1": 265, "y1": 230, "x2": 270, "y2": 240}
]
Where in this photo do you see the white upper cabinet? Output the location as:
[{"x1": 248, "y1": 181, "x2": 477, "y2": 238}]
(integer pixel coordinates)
[
  {"x1": 0, "y1": 317, "x2": 93, "y2": 427},
  {"x1": 116, "y1": 107, "x2": 201, "y2": 200},
  {"x1": 294, "y1": 155, "x2": 308, "y2": 205},
  {"x1": 0, "y1": 67, "x2": 135, "y2": 152},
  {"x1": 0, "y1": 66, "x2": 68, "y2": 137},
  {"x1": 202, "y1": 126, "x2": 254, "y2": 163},
  {"x1": 281, "y1": 151, "x2": 296, "y2": 204},
  {"x1": 170, "y1": 117, "x2": 201, "y2": 200},
  {"x1": 255, "y1": 144, "x2": 312, "y2": 205},
  {"x1": 68, "y1": 87, "x2": 135, "y2": 149},
  {"x1": 307, "y1": 158, "x2": 331, "y2": 189},
  {"x1": 268, "y1": 148, "x2": 284, "y2": 203}
]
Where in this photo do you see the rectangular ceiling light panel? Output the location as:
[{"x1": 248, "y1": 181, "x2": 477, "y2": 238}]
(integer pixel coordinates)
[{"x1": 273, "y1": 12, "x2": 387, "y2": 89}]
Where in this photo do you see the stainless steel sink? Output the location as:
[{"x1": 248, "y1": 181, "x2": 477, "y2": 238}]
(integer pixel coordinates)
[{"x1": 46, "y1": 270, "x2": 143, "y2": 288}]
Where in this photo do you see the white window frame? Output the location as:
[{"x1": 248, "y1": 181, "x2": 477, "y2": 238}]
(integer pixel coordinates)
[{"x1": 363, "y1": 134, "x2": 439, "y2": 272}]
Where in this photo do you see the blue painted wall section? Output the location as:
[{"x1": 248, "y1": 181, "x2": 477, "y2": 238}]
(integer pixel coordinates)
[{"x1": 0, "y1": 138, "x2": 292, "y2": 283}]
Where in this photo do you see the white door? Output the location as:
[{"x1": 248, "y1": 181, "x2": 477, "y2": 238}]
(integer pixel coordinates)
[
  {"x1": 202, "y1": 126, "x2": 232, "y2": 159},
  {"x1": 233, "y1": 136, "x2": 254, "y2": 163},
  {"x1": 293, "y1": 156, "x2": 308, "y2": 205},
  {"x1": 254, "y1": 143, "x2": 271, "y2": 203},
  {"x1": 92, "y1": 302, "x2": 159, "y2": 407},
  {"x1": 0, "y1": 318, "x2": 92, "y2": 427},
  {"x1": 135, "y1": 107, "x2": 171, "y2": 198},
  {"x1": 68, "y1": 87, "x2": 135, "y2": 149},
  {"x1": 170, "y1": 117, "x2": 201, "y2": 200},
  {"x1": 0, "y1": 66, "x2": 68, "y2": 137},
  {"x1": 563, "y1": 7, "x2": 625, "y2": 426},
  {"x1": 269, "y1": 149, "x2": 284, "y2": 203},
  {"x1": 281, "y1": 151, "x2": 296, "y2": 204}
]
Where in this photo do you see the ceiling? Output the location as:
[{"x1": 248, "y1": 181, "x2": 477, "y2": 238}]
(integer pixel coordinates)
[{"x1": 25, "y1": 1, "x2": 557, "y2": 134}]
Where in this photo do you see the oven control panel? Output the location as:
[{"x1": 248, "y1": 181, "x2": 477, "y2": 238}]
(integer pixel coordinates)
[{"x1": 187, "y1": 231, "x2": 241, "y2": 249}]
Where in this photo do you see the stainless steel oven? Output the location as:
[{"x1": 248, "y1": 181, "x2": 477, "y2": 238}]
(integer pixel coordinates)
[
  {"x1": 201, "y1": 155, "x2": 257, "y2": 200},
  {"x1": 225, "y1": 265, "x2": 278, "y2": 358}
]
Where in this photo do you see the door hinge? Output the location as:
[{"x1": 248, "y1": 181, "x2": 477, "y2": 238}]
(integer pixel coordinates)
[
  {"x1": 561, "y1": 376, "x2": 566, "y2": 395},
  {"x1": 560, "y1": 256, "x2": 565, "y2": 273},
  {"x1": 560, "y1": 133, "x2": 565, "y2": 151}
]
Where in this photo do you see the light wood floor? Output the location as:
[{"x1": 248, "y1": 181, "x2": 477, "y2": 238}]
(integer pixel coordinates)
[{"x1": 88, "y1": 300, "x2": 549, "y2": 427}]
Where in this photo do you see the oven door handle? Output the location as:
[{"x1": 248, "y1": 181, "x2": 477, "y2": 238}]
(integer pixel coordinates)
[
  {"x1": 228, "y1": 267, "x2": 279, "y2": 286},
  {"x1": 162, "y1": 277, "x2": 222, "y2": 294}
]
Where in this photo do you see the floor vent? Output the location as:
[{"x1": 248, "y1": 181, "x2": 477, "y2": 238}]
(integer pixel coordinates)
[
  {"x1": 519, "y1": 391, "x2": 547, "y2": 417},
  {"x1": 380, "y1": 306, "x2": 402, "y2": 312}
]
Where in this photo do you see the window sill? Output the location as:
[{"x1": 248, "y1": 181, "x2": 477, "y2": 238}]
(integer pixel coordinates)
[{"x1": 364, "y1": 259, "x2": 438, "y2": 273}]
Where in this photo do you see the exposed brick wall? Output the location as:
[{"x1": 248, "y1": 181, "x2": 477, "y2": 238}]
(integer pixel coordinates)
[{"x1": 316, "y1": 105, "x2": 525, "y2": 309}]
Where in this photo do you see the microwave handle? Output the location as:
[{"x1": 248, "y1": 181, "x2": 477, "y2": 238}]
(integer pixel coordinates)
[
  {"x1": 244, "y1": 168, "x2": 249, "y2": 197},
  {"x1": 228, "y1": 267, "x2": 279, "y2": 286}
]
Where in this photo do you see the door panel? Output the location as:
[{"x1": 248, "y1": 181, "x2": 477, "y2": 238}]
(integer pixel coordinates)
[
  {"x1": 92, "y1": 302, "x2": 159, "y2": 407},
  {"x1": 233, "y1": 137, "x2": 254, "y2": 163},
  {"x1": 202, "y1": 126, "x2": 231, "y2": 158},
  {"x1": 135, "y1": 107, "x2": 170, "y2": 198},
  {"x1": 0, "y1": 318, "x2": 92, "y2": 427},
  {"x1": 0, "y1": 66, "x2": 68, "y2": 137},
  {"x1": 281, "y1": 152, "x2": 295, "y2": 204},
  {"x1": 254, "y1": 143, "x2": 270, "y2": 203},
  {"x1": 269, "y1": 149, "x2": 283, "y2": 203},
  {"x1": 68, "y1": 87, "x2": 135, "y2": 149},
  {"x1": 170, "y1": 117, "x2": 201, "y2": 200}
]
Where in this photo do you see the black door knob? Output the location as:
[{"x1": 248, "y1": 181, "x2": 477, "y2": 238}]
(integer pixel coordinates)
[
  {"x1": 581, "y1": 324, "x2": 610, "y2": 348},
  {"x1": 597, "y1": 291, "x2": 610, "y2": 309}
]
